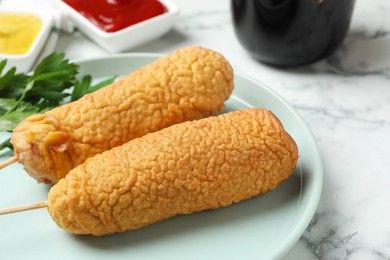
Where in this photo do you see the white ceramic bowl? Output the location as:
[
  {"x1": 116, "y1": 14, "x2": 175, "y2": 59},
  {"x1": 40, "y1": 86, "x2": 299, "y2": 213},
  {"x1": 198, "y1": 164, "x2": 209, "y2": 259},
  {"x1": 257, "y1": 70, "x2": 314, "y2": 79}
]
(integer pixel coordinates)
[
  {"x1": 0, "y1": 8, "x2": 54, "y2": 73},
  {"x1": 53, "y1": 0, "x2": 179, "y2": 53}
]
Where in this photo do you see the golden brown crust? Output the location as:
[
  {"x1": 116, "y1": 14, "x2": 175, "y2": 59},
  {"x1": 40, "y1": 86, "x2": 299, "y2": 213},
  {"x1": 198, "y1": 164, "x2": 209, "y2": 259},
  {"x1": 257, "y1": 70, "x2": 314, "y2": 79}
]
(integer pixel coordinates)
[
  {"x1": 48, "y1": 108, "x2": 298, "y2": 236},
  {"x1": 11, "y1": 46, "x2": 234, "y2": 183}
]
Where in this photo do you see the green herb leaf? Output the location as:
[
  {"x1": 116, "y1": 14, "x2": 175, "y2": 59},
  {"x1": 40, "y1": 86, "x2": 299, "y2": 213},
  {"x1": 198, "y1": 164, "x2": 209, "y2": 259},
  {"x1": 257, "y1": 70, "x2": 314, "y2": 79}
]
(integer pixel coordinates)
[
  {"x1": 0, "y1": 59, "x2": 6, "y2": 74},
  {"x1": 0, "y1": 98, "x2": 17, "y2": 115},
  {"x1": 0, "y1": 138, "x2": 13, "y2": 152},
  {"x1": 70, "y1": 75, "x2": 91, "y2": 102},
  {"x1": 0, "y1": 107, "x2": 41, "y2": 131},
  {"x1": 0, "y1": 65, "x2": 29, "y2": 98},
  {"x1": 31, "y1": 53, "x2": 79, "y2": 83},
  {"x1": 0, "y1": 52, "x2": 115, "y2": 152},
  {"x1": 71, "y1": 75, "x2": 117, "y2": 101},
  {"x1": 87, "y1": 76, "x2": 117, "y2": 94}
]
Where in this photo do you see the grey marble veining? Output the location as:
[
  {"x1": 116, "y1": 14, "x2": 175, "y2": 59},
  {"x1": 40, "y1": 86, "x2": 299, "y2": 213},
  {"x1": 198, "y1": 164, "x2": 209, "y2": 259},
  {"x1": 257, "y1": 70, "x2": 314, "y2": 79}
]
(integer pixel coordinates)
[
  {"x1": 1, "y1": 0, "x2": 390, "y2": 259},
  {"x1": 296, "y1": 210, "x2": 390, "y2": 259},
  {"x1": 173, "y1": 1, "x2": 390, "y2": 259},
  {"x1": 178, "y1": 10, "x2": 231, "y2": 31}
]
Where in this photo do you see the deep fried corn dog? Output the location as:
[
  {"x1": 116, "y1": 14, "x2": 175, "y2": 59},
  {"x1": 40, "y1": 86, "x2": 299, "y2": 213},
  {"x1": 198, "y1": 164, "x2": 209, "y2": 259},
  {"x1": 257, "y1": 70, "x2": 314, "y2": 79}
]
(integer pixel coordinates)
[
  {"x1": 10, "y1": 46, "x2": 233, "y2": 184},
  {"x1": 48, "y1": 108, "x2": 298, "y2": 236}
]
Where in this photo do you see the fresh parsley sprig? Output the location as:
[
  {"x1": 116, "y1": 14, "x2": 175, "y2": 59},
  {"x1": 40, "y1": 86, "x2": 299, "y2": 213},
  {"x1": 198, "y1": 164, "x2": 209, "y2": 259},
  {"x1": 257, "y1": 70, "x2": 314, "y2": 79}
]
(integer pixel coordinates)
[{"x1": 0, "y1": 52, "x2": 117, "y2": 151}]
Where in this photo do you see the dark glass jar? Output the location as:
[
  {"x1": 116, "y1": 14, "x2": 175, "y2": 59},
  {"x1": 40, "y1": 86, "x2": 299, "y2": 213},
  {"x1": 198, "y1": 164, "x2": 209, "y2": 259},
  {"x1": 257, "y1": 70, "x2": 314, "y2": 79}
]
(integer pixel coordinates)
[{"x1": 231, "y1": 0, "x2": 356, "y2": 67}]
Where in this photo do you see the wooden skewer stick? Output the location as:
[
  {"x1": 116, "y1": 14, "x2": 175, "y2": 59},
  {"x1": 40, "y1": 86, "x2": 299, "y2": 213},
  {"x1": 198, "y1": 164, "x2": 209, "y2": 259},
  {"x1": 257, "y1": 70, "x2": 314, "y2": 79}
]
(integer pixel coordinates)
[
  {"x1": 0, "y1": 201, "x2": 48, "y2": 215},
  {"x1": 0, "y1": 155, "x2": 18, "y2": 170}
]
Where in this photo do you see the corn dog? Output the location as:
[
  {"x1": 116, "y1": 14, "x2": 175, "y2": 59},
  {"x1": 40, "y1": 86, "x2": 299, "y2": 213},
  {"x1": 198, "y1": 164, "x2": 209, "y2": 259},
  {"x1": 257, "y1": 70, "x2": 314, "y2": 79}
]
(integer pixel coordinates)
[
  {"x1": 10, "y1": 46, "x2": 234, "y2": 184},
  {"x1": 48, "y1": 108, "x2": 298, "y2": 236}
]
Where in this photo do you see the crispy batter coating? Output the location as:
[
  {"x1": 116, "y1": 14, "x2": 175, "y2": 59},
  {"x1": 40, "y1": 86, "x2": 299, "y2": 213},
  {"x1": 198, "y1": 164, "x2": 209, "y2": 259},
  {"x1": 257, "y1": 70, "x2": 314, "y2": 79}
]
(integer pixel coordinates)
[
  {"x1": 48, "y1": 108, "x2": 298, "y2": 236},
  {"x1": 11, "y1": 46, "x2": 234, "y2": 184}
]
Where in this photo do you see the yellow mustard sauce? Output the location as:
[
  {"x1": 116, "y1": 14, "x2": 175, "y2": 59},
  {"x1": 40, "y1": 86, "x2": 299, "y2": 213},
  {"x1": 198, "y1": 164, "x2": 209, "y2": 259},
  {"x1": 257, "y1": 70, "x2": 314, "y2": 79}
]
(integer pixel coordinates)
[{"x1": 0, "y1": 13, "x2": 43, "y2": 55}]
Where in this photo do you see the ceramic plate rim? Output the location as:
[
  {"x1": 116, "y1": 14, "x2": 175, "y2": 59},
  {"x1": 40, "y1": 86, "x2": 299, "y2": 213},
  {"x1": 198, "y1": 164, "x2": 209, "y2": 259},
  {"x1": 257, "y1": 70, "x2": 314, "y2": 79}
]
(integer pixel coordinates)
[
  {"x1": 0, "y1": 53, "x2": 323, "y2": 260},
  {"x1": 72, "y1": 53, "x2": 323, "y2": 259},
  {"x1": 233, "y1": 70, "x2": 323, "y2": 259}
]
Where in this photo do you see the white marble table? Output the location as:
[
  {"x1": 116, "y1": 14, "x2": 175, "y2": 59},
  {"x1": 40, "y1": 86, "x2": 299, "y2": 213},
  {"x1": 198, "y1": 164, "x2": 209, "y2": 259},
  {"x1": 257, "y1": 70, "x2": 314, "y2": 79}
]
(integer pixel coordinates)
[{"x1": 4, "y1": 0, "x2": 390, "y2": 259}]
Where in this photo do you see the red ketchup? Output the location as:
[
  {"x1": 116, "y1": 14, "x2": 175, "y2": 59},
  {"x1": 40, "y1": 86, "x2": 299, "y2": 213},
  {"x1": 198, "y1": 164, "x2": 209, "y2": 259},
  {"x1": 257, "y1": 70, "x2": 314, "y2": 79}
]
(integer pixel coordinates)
[{"x1": 63, "y1": 0, "x2": 168, "y2": 32}]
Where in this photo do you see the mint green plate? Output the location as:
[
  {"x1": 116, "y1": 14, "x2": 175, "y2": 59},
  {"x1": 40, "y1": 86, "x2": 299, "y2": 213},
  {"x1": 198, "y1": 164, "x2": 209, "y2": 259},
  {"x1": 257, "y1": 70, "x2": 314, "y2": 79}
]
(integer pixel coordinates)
[{"x1": 0, "y1": 54, "x2": 323, "y2": 260}]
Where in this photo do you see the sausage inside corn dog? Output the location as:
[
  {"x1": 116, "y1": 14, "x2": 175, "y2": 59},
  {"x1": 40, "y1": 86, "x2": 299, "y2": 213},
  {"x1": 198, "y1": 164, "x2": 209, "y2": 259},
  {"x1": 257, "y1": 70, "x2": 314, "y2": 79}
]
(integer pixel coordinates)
[
  {"x1": 48, "y1": 108, "x2": 298, "y2": 236},
  {"x1": 10, "y1": 46, "x2": 234, "y2": 184}
]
